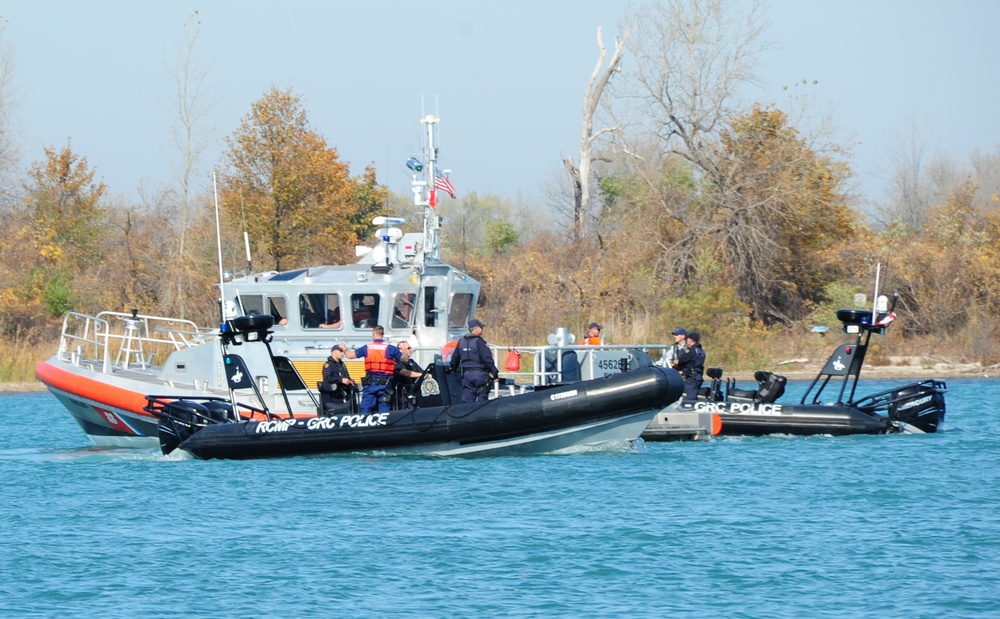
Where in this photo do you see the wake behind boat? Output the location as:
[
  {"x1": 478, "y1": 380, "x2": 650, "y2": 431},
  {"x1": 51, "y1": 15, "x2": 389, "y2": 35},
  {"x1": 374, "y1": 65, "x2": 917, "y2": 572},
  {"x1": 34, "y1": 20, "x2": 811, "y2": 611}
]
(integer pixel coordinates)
[{"x1": 643, "y1": 280, "x2": 947, "y2": 439}]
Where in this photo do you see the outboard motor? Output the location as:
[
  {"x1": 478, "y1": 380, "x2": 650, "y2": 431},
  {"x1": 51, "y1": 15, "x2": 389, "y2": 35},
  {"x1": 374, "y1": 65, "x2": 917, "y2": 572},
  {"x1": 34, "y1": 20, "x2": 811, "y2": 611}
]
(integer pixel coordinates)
[
  {"x1": 887, "y1": 380, "x2": 947, "y2": 433},
  {"x1": 157, "y1": 400, "x2": 212, "y2": 455}
]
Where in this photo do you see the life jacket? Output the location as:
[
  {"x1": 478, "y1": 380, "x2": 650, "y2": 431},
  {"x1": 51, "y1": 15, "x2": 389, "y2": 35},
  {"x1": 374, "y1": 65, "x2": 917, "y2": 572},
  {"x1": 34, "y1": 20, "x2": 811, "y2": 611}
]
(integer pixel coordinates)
[
  {"x1": 456, "y1": 336, "x2": 486, "y2": 371},
  {"x1": 364, "y1": 341, "x2": 395, "y2": 375},
  {"x1": 680, "y1": 345, "x2": 706, "y2": 378}
]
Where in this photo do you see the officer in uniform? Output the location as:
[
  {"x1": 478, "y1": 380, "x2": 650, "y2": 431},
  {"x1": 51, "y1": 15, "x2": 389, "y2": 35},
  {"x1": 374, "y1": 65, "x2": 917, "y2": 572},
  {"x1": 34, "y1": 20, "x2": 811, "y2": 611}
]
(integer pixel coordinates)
[
  {"x1": 582, "y1": 322, "x2": 603, "y2": 345},
  {"x1": 393, "y1": 339, "x2": 424, "y2": 409},
  {"x1": 343, "y1": 325, "x2": 403, "y2": 413},
  {"x1": 675, "y1": 331, "x2": 706, "y2": 400},
  {"x1": 449, "y1": 319, "x2": 499, "y2": 403},
  {"x1": 666, "y1": 327, "x2": 687, "y2": 368},
  {"x1": 322, "y1": 344, "x2": 355, "y2": 397}
]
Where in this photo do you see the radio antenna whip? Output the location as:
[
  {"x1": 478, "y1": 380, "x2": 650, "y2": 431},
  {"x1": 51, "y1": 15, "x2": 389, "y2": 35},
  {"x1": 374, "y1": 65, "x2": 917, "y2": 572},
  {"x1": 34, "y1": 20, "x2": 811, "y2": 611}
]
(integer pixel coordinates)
[
  {"x1": 213, "y1": 172, "x2": 226, "y2": 325},
  {"x1": 239, "y1": 190, "x2": 252, "y2": 274}
]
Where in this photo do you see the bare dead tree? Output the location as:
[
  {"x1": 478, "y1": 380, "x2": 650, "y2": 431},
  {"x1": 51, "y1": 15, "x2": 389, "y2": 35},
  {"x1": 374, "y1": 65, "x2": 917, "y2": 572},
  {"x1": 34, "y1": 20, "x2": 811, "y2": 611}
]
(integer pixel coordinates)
[
  {"x1": 612, "y1": 0, "x2": 770, "y2": 189},
  {"x1": 164, "y1": 11, "x2": 216, "y2": 318},
  {"x1": 564, "y1": 26, "x2": 629, "y2": 241},
  {"x1": 0, "y1": 24, "x2": 21, "y2": 210}
]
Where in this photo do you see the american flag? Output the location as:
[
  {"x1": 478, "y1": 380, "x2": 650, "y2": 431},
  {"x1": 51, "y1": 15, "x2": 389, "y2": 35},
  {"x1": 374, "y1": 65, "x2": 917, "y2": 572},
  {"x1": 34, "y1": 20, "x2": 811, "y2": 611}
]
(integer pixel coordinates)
[{"x1": 434, "y1": 171, "x2": 457, "y2": 199}]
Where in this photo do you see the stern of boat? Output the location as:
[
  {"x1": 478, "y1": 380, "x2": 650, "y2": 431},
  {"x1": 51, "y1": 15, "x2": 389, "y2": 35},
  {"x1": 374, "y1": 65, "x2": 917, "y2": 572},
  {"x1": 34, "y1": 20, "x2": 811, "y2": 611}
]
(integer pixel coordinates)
[{"x1": 852, "y1": 379, "x2": 947, "y2": 434}]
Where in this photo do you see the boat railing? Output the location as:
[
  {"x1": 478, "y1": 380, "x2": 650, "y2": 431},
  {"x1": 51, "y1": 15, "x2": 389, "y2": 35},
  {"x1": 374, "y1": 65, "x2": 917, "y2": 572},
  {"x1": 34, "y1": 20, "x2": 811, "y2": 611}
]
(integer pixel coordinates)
[
  {"x1": 489, "y1": 343, "x2": 673, "y2": 387},
  {"x1": 58, "y1": 311, "x2": 210, "y2": 373}
]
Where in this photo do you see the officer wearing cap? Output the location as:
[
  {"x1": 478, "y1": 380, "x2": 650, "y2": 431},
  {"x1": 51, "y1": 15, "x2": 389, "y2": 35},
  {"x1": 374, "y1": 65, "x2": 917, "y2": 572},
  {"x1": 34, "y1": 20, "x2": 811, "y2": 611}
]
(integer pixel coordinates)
[
  {"x1": 665, "y1": 328, "x2": 687, "y2": 368},
  {"x1": 676, "y1": 331, "x2": 706, "y2": 400},
  {"x1": 449, "y1": 319, "x2": 499, "y2": 403},
  {"x1": 583, "y1": 322, "x2": 603, "y2": 346},
  {"x1": 322, "y1": 343, "x2": 356, "y2": 397}
]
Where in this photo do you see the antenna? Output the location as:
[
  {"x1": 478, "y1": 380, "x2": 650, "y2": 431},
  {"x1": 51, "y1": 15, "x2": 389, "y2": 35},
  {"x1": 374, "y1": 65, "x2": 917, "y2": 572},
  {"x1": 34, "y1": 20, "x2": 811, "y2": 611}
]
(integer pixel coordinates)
[
  {"x1": 239, "y1": 191, "x2": 252, "y2": 274},
  {"x1": 213, "y1": 172, "x2": 226, "y2": 325},
  {"x1": 871, "y1": 263, "x2": 881, "y2": 324}
]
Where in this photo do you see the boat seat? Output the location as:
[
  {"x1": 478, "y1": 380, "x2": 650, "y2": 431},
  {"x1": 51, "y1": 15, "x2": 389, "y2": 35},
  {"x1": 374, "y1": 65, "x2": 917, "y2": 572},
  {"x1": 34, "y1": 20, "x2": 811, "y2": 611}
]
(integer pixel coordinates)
[
  {"x1": 727, "y1": 386, "x2": 758, "y2": 400},
  {"x1": 725, "y1": 372, "x2": 787, "y2": 403},
  {"x1": 317, "y1": 381, "x2": 356, "y2": 416},
  {"x1": 726, "y1": 376, "x2": 758, "y2": 402},
  {"x1": 700, "y1": 367, "x2": 725, "y2": 401},
  {"x1": 755, "y1": 371, "x2": 787, "y2": 403}
]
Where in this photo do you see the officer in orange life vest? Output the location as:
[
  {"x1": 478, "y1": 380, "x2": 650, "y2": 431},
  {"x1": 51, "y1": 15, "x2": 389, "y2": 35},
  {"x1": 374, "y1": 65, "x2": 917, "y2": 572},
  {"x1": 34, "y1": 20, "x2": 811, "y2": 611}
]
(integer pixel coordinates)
[
  {"x1": 582, "y1": 322, "x2": 603, "y2": 345},
  {"x1": 342, "y1": 325, "x2": 403, "y2": 413}
]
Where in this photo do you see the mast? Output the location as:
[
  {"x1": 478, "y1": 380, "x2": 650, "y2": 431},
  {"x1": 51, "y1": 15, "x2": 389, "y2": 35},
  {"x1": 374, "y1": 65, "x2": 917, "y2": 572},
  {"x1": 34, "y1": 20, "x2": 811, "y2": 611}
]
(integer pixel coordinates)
[{"x1": 417, "y1": 114, "x2": 442, "y2": 264}]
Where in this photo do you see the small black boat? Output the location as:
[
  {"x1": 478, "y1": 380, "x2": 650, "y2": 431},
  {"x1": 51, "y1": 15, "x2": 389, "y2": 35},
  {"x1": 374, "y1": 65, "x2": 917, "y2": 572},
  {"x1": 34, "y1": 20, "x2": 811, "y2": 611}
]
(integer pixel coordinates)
[
  {"x1": 147, "y1": 314, "x2": 685, "y2": 459},
  {"x1": 643, "y1": 293, "x2": 946, "y2": 439}
]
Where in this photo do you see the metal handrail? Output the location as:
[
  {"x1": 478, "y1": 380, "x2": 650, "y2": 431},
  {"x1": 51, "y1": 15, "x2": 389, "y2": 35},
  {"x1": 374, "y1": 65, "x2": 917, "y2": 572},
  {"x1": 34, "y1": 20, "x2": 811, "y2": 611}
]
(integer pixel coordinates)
[
  {"x1": 488, "y1": 342, "x2": 673, "y2": 386},
  {"x1": 58, "y1": 311, "x2": 209, "y2": 373}
]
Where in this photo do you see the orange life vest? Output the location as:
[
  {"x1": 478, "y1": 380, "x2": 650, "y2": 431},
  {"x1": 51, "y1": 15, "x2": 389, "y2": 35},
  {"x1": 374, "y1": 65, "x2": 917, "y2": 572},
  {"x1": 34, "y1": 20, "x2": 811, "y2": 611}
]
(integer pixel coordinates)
[
  {"x1": 441, "y1": 340, "x2": 458, "y2": 363},
  {"x1": 364, "y1": 341, "x2": 395, "y2": 375},
  {"x1": 582, "y1": 336, "x2": 602, "y2": 346}
]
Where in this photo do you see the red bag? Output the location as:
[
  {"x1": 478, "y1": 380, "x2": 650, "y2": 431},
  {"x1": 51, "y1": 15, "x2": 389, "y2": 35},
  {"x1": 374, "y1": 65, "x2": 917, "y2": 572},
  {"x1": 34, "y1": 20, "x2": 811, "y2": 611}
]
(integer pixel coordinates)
[{"x1": 505, "y1": 348, "x2": 521, "y2": 371}]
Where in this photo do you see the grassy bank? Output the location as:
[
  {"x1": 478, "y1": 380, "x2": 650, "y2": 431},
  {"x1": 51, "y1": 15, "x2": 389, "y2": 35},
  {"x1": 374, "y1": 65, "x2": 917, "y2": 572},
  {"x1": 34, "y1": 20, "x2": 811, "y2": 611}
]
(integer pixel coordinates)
[{"x1": 1, "y1": 339, "x2": 53, "y2": 384}]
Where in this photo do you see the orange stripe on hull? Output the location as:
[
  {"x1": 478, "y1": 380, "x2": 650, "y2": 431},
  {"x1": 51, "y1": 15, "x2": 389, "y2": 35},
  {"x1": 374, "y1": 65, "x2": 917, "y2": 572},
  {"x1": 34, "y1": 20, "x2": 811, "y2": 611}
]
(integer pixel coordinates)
[{"x1": 35, "y1": 361, "x2": 152, "y2": 418}]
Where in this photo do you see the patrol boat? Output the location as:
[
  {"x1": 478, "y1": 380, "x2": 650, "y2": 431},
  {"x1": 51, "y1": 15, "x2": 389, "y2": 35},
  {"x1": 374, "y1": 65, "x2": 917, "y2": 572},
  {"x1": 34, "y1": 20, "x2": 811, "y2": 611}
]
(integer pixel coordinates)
[
  {"x1": 642, "y1": 287, "x2": 947, "y2": 439},
  {"x1": 147, "y1": 313, "x2": 685, "y2": 459},
  {"x1": 36, "y1": 114, "x2": 689, "y2": 448}
]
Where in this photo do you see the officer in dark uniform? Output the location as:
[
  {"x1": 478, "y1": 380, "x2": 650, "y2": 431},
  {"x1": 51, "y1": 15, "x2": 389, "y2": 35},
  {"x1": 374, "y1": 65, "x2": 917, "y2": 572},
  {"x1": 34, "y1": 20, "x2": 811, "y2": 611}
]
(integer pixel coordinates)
[
  {"x1": 449, "y1": 319, "x2": 499, "y2": 403},
  {"x1": 320, "y1": 344, "x2": 356, "y2": 412},
  {"x1": 676, "y1": 331, "x2": 706, "y2": 400},
  {"x1": 322, "y1": 344, "x2": 355, "y2": 395},
  {"x1": 393, "y1": 339, "x2": 424, "y2": 409}
]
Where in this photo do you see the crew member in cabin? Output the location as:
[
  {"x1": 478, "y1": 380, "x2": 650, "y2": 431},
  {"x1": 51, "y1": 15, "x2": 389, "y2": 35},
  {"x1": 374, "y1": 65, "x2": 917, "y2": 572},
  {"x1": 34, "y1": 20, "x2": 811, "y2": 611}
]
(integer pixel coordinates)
[
  {"x1": 342, "y1": 325, "x2": 403, "y2": 413},
  {"x1": 675, "y1": 332, "x2": 706, "y2": 400},
  {"x1": 269, "y1": 300, "x2": 288, "y2": 326},
  {"x1": 319, "y1": 307, "x2": 342, "y2": 329},
  {"x1": 582, "y1": 322, "x2": 603, "y2": 345},
  {"x1": 393, "y1": 339, "x2": 424, "y2": 409},
  {"x1": 449, "y1": 319, "x2": 499, "y2": 403},
  {"x1": 666, "y1": 328, "x2": 687, "y2": 368},
  {"x1": 322, "y1": 344, "x2": 356, "y2": 403}
]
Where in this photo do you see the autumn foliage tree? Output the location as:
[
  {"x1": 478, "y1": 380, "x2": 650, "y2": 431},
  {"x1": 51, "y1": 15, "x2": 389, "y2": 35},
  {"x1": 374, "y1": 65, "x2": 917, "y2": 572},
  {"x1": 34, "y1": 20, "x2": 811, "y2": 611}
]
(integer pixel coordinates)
[
  {"x1": 21, "y1": 144, "x2": 107, "y2": 316},
  {"x1": 218, "y1": 86, "x2": 385, "y2": 271},
  {"x1": 702, "y1": 106, "x2": 855, "y2": 323}
]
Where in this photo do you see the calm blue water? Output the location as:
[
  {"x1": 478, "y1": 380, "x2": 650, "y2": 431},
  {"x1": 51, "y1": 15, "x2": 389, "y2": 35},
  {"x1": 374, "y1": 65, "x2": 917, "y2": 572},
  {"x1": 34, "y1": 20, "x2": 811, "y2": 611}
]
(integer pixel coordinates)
[{"x1": 2, "y1": 378, "x2": 999, "y2": 618}]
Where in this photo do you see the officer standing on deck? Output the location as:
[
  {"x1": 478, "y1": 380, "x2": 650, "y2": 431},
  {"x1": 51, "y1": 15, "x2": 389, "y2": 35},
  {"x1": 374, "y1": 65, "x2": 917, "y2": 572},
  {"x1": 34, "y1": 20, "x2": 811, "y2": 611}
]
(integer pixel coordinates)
[
  {"x1": 393, "y1": 339, "x2": 424, "y2": 409},
  {"x1": 343, "y1": 325, "x2": 402, "y2": 413},
  {"x1": 676, "y1": 332, "x2": 706, "y2": 400},
  {"x1": 665, "y1": 327, "x2": 687, "y2": 368},
  {"x1": 322, "y1": 343, "x2": 356, "y2": 404},
  {"x1": 449, "y1": 319, "x2": 499, "y2": 403}
]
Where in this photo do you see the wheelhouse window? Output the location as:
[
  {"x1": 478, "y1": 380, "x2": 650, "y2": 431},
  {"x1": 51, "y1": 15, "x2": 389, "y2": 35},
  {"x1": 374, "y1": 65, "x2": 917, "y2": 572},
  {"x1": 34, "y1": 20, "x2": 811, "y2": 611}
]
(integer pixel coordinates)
[
  {"x1": 391, "y1": 293, "x2": 417, "y2": 329},
  {"x1": 351, "y1": 294, "x2": 380, "y2": 329},
  {"x1": 423, "y1": 287, "x2": 437, "y2": 327},
  {"x1": 238, "y1": 294, "x2": 288, "y2": 327},
  {"x1": 300, "y1": 293, "x2": 341, "y2": 330},
  {"x1": 448, "y1": 293, "x2": 474, "y2": 329}
]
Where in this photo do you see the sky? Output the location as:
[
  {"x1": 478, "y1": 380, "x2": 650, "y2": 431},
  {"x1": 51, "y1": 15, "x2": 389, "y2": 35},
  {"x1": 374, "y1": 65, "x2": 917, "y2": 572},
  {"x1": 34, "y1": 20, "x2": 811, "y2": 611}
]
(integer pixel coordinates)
[{"x1": 2, "y1": 0, "x2": 998, "y2": 211}]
